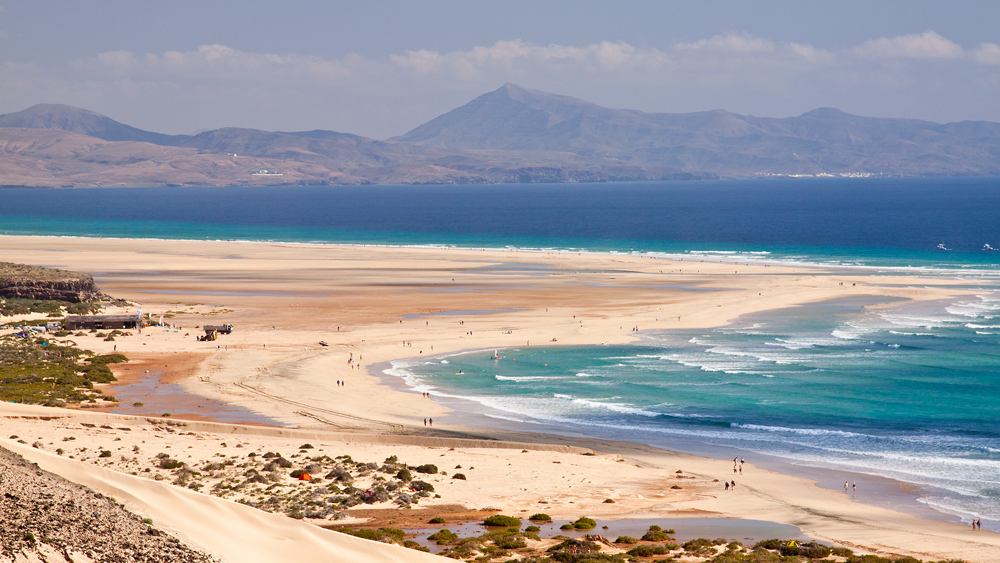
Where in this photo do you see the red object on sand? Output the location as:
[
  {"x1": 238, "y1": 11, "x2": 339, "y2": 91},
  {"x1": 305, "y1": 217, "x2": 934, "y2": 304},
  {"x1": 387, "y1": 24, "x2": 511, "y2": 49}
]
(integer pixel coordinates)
[{"x1": 299, "y1": 473, "x2": 312, "y2": 481}]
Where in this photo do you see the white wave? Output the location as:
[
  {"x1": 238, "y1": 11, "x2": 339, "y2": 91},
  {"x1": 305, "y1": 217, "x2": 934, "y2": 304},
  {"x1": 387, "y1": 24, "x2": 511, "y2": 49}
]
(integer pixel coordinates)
[
  {"x1": 732, "y1": 423, "x2": 866, "y2": 438},
  {"x1": 439, "y1": 360, "x2": 449, "y2": 364},
  {"x1": 575, "y1": 372, "x2": 597, "y2": 377},
  {"x1": 767, "y1": 336, "x2": 842, "y2": 349},
  {"x1": 566, "y1": 396, "x2": 661, "y2": 417},
  {"x1": 495, "y1": 374, "x2": 564, "y2": 382},
  {"x1": 831, "y1": 324, "x2": 874, "y2": 340}
]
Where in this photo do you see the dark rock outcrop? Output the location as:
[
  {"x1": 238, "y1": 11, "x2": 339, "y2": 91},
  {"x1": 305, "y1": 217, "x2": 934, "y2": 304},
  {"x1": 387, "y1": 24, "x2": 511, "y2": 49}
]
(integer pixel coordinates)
[{"x1": 0, "y1": 262, "x2": 103, "y2": 303}]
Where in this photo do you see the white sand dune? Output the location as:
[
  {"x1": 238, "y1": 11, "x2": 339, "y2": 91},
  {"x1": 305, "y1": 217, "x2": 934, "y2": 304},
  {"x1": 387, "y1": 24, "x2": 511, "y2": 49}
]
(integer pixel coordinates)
[{"x1": 6, "y1": 440, "x2": 447, "y2": 563}]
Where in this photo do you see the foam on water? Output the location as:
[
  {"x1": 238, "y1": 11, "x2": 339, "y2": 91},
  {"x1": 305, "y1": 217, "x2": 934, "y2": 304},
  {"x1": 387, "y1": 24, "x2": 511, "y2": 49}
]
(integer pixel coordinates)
[{"x1": 387, "y1": 292, "x2": 1000, "y2": 528}]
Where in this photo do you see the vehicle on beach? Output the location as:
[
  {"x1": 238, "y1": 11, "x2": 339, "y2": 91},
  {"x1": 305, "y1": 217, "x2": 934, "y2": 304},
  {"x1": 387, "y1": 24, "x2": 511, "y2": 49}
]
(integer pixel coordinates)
[{"x1": 203, "y1": 324, "x2": 233, "y2": 334}]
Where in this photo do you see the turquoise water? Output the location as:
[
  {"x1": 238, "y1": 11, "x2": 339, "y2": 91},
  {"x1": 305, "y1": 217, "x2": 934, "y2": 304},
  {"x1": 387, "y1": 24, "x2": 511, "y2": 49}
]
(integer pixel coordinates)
[
  {"x1": 3, "y1": 179, "x2": 1000, "y2": 527},
  {"x1": 390, "y1": 294, "x2": 1000, "y2": 528}
]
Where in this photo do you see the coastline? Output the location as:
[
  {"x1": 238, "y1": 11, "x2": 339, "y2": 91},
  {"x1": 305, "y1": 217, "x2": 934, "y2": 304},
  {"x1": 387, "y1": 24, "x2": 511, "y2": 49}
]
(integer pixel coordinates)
[{"x1": 1, "y1": 234, "x2": 998, "y2": 561}]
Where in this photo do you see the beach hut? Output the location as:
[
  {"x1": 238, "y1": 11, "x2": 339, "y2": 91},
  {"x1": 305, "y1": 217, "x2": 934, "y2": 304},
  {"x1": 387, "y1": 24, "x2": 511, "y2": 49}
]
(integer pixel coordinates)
[{"x1": 63, "y1": 314, "x2": 140, "y2": 330}]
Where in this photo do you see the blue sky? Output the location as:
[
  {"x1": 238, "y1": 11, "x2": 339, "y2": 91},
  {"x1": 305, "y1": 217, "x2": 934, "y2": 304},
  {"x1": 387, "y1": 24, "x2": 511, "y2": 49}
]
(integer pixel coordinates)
[{"x1": 2, "y1": 1, "x2": 998, "y2": 138}]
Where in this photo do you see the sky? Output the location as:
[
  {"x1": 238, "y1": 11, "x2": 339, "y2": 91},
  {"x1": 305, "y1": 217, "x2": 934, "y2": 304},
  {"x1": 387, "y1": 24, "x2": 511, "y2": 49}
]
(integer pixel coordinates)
[{"x1": 2, "y1": 1, "x2": 999, "y2": 139}]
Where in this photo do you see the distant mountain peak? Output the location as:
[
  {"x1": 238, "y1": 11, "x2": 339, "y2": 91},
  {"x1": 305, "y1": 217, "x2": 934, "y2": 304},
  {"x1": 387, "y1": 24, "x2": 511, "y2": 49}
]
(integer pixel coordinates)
[
  {"x1": 0, "y1": 103, "x2": 188, "y2": 146},
  {"x1": 799, "y1": 107, "x2": 854, "y2": 119}
]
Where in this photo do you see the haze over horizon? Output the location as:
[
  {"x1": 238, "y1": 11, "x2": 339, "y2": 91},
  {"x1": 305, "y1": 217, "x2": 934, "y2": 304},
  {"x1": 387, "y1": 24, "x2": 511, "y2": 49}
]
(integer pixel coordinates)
[{"x1": 2, "y1": 1, "x2": 999, "y2": 139}]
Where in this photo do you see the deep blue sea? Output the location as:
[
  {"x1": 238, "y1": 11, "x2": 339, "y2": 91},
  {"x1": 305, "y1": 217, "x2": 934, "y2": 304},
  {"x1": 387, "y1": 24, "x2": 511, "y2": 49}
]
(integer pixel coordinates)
[{"x1": 3, "y1": 177, "x2": 1000, "y2": 527}]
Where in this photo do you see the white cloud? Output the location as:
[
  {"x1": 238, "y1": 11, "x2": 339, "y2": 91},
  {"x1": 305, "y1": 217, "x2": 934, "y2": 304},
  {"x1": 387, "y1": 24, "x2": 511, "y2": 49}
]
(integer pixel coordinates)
[
  {"x1": 390, "y1": 40, "x2": 670, "y2": 78},
  {"x1": 852, "y1": 31, "x2": 963, "y2": 60},
  {"x1": 76, "y1": 44, "x2": 353, "y2": 81},
  {"x1": 675, "y1": 34, "x2": 774, "y2": 54},
  {"x1": 2, "y1": 31, "x2": 997, "y2": 139},
  {"x1": 789, "y1": 43, "x2": 835, "y2": 64},
  {"x1": 972, "y1": 42, "x2": 1000, "y2": 65}
]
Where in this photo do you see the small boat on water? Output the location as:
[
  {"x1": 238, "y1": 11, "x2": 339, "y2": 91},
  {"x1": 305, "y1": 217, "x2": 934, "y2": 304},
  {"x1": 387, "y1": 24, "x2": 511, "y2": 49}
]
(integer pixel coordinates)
[
  {"x1": 985, "y1": 244, "x2": 997, "y2": 251},
  {"x1": 937, "y1": 243, "x2": 950, "y2": 251}
]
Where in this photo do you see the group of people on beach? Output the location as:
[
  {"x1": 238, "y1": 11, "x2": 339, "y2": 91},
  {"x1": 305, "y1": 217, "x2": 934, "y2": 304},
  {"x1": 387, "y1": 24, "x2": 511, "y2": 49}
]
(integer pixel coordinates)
[
  {"x1": 970, "y1": 518, "x2": 982, "y2": 530},
  {"x1": 723, "y1": 456, "x2": 746, "y2": 491},
  {"x1": 844, "y1": 481, "x2": 856, "y2": 497}
]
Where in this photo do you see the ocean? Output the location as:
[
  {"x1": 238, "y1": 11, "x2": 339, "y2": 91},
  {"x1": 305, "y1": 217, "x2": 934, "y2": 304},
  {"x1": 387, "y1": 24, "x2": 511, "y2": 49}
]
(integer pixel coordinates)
[{"x1": 3, "y1": 177, "x2": 999, "y2": 528}]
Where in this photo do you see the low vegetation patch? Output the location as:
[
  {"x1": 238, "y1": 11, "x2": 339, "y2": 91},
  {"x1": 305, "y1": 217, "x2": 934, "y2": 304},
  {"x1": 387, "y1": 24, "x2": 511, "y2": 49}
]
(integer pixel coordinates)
[
  {"x1": 571, "y1": 517, "x2": 596, "y2": 530},
  {"x1": 483, "y1": 514, "x2": 521, "y2": 528},
  {"x1": 640, "y1": 524, "x2": 675, "y2": 542},
  {"x1": 0, "y1": 335, "x2": 125, "y2": 405}
]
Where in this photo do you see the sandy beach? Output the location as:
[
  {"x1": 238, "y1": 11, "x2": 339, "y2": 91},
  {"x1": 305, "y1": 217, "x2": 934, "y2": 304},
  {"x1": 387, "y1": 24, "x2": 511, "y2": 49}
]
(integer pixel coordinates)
[{"x1": 2, "y1": 235, "x2": 998, "y2": 562}]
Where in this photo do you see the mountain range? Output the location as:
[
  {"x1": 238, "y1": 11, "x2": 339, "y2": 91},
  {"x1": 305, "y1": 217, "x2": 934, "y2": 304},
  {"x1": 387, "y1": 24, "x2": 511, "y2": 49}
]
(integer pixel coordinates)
[{"x1": 2, "y1": 83, "x2": 998, "y2": 187}]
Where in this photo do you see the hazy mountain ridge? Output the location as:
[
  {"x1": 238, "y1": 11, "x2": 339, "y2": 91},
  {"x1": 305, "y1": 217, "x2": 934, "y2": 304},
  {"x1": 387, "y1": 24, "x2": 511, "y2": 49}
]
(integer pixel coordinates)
[
  {"x1": 1, "y1": 85, "x2": 998, "y2": 187},
  {"x1": 394, "y1": 84, "x2": 1000, "y2": 177},
  {"x1": 0, "y1": 103, "x2": 191, "y2": 146}
]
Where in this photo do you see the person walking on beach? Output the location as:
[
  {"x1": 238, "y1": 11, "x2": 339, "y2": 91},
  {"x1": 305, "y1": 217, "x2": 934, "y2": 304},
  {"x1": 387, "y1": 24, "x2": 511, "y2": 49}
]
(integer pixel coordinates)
[
  {"x1": 852, "y1": 483, "x2": 856, "y2": 497},
  {"x1": 423, "y1": 418, "x2": 426, "y2": 426},
  {"x1": 429, "y1": 418, "x2": 433, "y2": 426},
  {"x1": 725, "y1": 482, "x2": 729, "y2": 491},
  {"x1": 844, "y1": 481, "x2": 849, "y2": 493}
]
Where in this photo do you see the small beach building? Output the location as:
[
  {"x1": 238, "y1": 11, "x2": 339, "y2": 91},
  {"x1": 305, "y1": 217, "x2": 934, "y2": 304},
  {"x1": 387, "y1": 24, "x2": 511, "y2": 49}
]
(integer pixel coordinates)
[{"x1": 63, "y1": 314, "x2": 140, "y2": 330}]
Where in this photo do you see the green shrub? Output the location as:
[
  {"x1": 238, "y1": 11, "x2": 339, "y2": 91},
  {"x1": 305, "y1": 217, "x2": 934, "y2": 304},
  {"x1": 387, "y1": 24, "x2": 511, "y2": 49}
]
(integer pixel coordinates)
[
  {"x1": 158, "y1": 458, "x2": 184, "y2": 470},
  {"x1": 452, "y1": 473, "x2": 466, "y2": 480},
  {"x1": 402, "y1": 540, "x2": 429, "y2": 552},
  {"x1": 79, "y1": 363, "x2": 116, "y2": 383},
  {"x1": 396, "y1": 468, "x2": 413, "y2": 481},
  {"x1": 415, "y1": 464, "x2": 438, "y2": 474},
  {"x1": 529, "y1": 513, "x2": 552, "y2": 521},
  {"x1": 547, "y1": 539, "x2": 600, "y2": 554},
  {"x1": 89, "y1": 353, "x2": 127, "y2": 365},
  {"x1": 614, "y1": 536, "x2": 638, "y2": 544},
  {"x1": 428, "y1": 528, "x2": 458, "y2": 544},
  {"x1": 832, "y1": 547, "x2": 854, "y2": 557},
  {"x1": 781, "y1": 541, "x2": 831, "y2": 558},
  {"x1": 571, "y1": 517, "x2": 596, "y2": 530},
  {"x1": 683, "y1": 538, "x2": 718, "y2": 553},
  {"x1": 495, "y1": 535, "x2": 527, "y2": 549},
  {"x1": 98, "y1": 450, "x2": 112, "y2": 458},
  {"x1": 411, "y1": 480, "x2": 435, "y2": 492},
  {"x1": 428, "y1": 517, "x2": 445, "y2": 524},
  {"x1": 525, "y1": 525, "x2": 540, "y2": 532},
  {"x1": 299, "y1": 443, "x2": 313, "y2": 449},
  {"x1": 627, "y1": 544, "x2": 669, "y2": 557},
  {"x1": 641, "y1": 524, "x2": 674, "y2": 542},
  {"x1": 483, "y1": 514, "x2": 521, "y2": 528}
]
